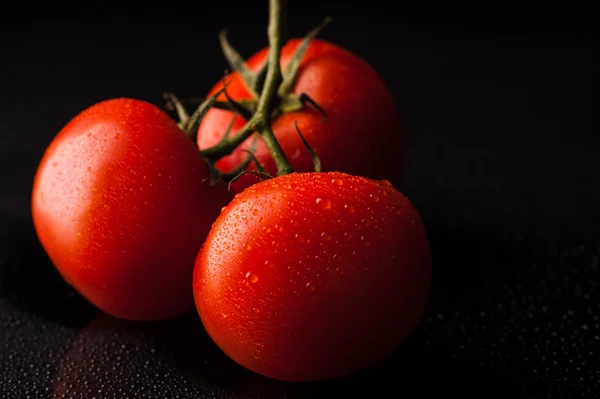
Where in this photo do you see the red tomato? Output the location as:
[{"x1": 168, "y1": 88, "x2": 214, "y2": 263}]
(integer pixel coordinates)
[
  {"x1": 197, "y1": 39, "x2": 403, "y2": 192},
  {"x1": 32, "y1": 98, "x2": 231, "y2": 321},
  {"x1": 193, "y1": 171, "x2": 431, "y2": 381}
]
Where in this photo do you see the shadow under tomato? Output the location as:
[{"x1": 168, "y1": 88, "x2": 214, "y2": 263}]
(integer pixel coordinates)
[
  {"x1": 0, "y1": 218, "x2": 95, "y2": 327},
  {"x1": 197, "y1": 326, "x2": 515, "y2": 398}
]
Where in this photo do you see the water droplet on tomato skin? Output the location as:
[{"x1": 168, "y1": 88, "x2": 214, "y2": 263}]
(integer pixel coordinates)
[
  {"x1": 315, "y1": 197, "x2": 332, "y2": 210},
  {"x1": 246, "y1": 273, "x2": 258, "y2": 283},
  {"x1": 332, "y1": 178, "x2": 343, "y2": 186},
  {"x1": 306, "y1": 282, "x2": 316, "y2": 291}
]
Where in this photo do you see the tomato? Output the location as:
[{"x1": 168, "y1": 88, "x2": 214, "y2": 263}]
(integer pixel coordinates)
[
  {"x1": 32, "y1": 98, "x2": 231, "y2": 321},
  {"x1": 193, "y1": 171, "x2": 431, "y2": 381},
  {"x1": 197, "y1": 39, "x2": 403, "y2": 192}
]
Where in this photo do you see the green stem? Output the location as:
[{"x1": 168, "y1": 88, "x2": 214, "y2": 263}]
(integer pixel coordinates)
[
  {"x1": 253, "y1": 0, "x2": 294, "y2": 175},
  {"x1": 201, "y1": 122, "x2": 254, "y2": 160},
  {"x1": 200, "y1": 0, "x2": 294, "y2": 176}
]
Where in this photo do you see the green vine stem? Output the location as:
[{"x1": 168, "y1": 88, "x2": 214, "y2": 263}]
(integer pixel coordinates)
[
  {"x1": 253, "y1": 0, "x2": 294, "y2": 176},
  {"x1": 200, "y1": 0, "x2": 294, "y2": 176}
]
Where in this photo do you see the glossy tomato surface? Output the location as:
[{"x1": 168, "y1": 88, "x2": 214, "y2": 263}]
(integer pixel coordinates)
[
  {"x1": 197, "y1": 39, "x2": 403, "y2": 192},
  {"x1": 194, "y1": 171, "x2": 431, "y2": 381},
  {"x1": 32, "y1": 98, "x2": 230, "y2": 321}
]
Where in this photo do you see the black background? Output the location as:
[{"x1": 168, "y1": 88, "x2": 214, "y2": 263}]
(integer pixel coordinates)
[{"x1": 2, "y1": 1, "x2": 599, "y2": 398}]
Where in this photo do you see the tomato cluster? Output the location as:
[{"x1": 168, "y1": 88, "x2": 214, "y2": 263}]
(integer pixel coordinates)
[{"x1": 31, "y1": 1, "x2": 431, "y2": 383}]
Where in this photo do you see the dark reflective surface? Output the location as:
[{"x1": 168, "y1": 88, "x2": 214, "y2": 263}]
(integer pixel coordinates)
[{"x1": 2, "y1": 3, "x2": 599, "y2": 398}]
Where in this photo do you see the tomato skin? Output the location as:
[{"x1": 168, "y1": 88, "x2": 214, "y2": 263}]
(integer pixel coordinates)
[
  {"x1": 197, "y1": 39, "x2": 403, "y2": 192},
  {"x1": 193, "y1": 171, "x2": 431, "y2": 381},
  {"x1": 32, "y1": 98, "x2": 231, "y2": 321}
]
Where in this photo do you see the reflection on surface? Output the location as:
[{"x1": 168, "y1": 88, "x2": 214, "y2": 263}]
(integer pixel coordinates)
[
  {"x1": 51, "y1": 311, "x2": 446, "y2": 398},
  {"x1": 51, "y1": 311, "x2": 293, "y2": 398}
]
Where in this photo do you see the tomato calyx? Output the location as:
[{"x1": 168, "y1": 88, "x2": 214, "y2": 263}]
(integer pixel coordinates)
[{"x1": 218, "y1": 16, "x2": 331, "y2": 120}]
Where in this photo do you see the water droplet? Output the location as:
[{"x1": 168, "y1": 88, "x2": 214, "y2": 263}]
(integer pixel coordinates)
[
  {"x1": 222, "y1": 313, "x2": 228, "y2": 318},
  {"x1": 252, "y1": 209, "x2": 259, "y2": 216},
  {"x1": 306, "y1": 282, "x2": 316, "y2": 291},
  {"x1": 265, "y1": 227, "x2": 272, "y2": 233},
  {"x1": 372, "y1": 195, "x2": 380, "y2": 202},
  {"x1": 316, "y1": 197, "x2": 332, "y2": 210},
  {"x1": 259, "y1": 217, "x2": 264, "y2": 223},
  {"x1": 276, "y1": 224, "x2": 283, "y2": 232},
  {"x1": 344, "y1": 204, "x2": 355, "y2": 214},
  {"x1": 332, "y1": 178, "x2": 343, "y2": 186},
  {"x1": 245, "y1": 243, "x2": 252, "y2": 251},
  {"x1": 248, "y1": 274, "x2": 259, "y2": 283},
  {"x1": 253, "y1": 308, "x2": 261, "y2": 313},
  {"x1": 284, "y1": 184, "x2": 292, "y2": 189},
  {"x1": 296, "y1": 186, "x2": 306, "y2": 191}
]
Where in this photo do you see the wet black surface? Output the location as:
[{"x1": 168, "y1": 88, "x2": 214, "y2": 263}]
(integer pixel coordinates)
[{"x1": 2, "y1": 3, "x2": 599, "y2": 398}]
